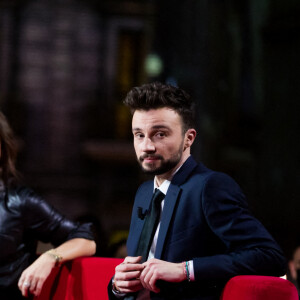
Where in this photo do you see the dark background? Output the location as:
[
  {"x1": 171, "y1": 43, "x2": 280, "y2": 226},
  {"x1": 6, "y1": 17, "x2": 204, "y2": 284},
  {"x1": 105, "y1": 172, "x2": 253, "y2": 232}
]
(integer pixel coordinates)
[{"x1": 0, "y1": 0, "x2": 299, "y2": 258}]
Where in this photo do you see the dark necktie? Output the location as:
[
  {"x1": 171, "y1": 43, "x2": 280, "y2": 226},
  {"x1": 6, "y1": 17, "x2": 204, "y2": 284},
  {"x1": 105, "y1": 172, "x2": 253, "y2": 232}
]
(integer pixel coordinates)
[{"x1": 135, "y1": 188, "x2": 165, "y2": 262}]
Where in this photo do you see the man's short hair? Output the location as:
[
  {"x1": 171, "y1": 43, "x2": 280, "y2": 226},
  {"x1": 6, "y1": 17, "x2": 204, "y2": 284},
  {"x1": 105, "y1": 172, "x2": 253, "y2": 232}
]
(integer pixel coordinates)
[{"x1": 123, "y1": 82, "x2": 196, "y2": 132}]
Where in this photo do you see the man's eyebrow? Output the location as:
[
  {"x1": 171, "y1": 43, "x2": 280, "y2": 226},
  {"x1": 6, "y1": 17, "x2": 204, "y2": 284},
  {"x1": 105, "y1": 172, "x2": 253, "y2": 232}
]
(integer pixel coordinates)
[
  {"x1": 152, "y1": 125, "x2": 171, "y2": 130},
  {"x1": 132, "y1": 125, "x2": 171, "y2": 132}
]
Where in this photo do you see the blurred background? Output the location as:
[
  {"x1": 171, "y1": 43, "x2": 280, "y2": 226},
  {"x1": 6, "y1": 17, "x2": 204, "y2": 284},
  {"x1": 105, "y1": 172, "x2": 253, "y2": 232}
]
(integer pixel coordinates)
[{"x1": 0, "y1": 0, "x2": 299, "y2": 259}]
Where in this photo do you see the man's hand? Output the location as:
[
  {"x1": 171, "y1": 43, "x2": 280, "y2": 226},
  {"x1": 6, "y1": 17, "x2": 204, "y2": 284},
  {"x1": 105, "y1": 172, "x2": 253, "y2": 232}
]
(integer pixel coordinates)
[
  {"x1": 140, "y1": 258, "x2": 186, "y2": 293},
  {"x1": 113, "y1": 256, "x2": 145, "y2": 294},
  {"x1": 18, "y1": 253, "x2": 56, "y2": 297}
]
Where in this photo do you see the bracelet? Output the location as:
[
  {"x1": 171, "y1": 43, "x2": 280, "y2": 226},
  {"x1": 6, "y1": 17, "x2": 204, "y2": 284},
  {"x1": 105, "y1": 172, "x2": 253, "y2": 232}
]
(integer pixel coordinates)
[
  {"x1": 112, "y1": 276, "x2": 122, "y2": 294},
  {"x1": 186, "y1": 261, "x2": 190, "y2": 282},
  {"x1": 182, "y1": 261, "x2": 190, "y2": 282},
  {"x1": 45, "y1": 249, "x2": 63, "y2": 267}
]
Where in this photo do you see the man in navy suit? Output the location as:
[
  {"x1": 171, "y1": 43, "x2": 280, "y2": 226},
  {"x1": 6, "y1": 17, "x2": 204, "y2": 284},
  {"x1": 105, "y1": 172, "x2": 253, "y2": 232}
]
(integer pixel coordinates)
[{"x1": 108, "y1": 82, "x2": 286, "y2": 300}]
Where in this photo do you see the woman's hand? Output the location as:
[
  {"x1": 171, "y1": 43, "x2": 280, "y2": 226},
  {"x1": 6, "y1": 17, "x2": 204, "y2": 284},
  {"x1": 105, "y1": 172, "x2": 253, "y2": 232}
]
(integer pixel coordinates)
[
  {"x1": 18, "y1": 252, "x2": 56, "y2": 297},
  {"x1": 18, "y1": 238, "x2": 96, "y2": 297}
]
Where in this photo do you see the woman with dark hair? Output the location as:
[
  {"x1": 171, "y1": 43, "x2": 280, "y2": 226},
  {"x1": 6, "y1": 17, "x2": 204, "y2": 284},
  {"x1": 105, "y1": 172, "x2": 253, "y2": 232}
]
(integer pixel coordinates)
[{"x1": 0, "y1": 112, "x2": 96, "y2": 299}]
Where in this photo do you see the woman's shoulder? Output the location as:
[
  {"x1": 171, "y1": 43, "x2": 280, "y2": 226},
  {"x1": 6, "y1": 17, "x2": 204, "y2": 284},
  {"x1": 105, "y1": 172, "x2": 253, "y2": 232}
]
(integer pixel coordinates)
[
  {"x1": 6, "y1": 183, "x2": 40, "y2": 207},
  {"x1": 8, "y1": 182, "x2": 33, "y2": 195}
]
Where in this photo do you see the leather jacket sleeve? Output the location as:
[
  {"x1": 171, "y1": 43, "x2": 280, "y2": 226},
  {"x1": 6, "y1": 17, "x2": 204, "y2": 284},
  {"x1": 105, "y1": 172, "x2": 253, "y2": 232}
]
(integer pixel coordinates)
[
  {"x1": 0, "y1": 185, "x2": 95, "y2": 289},
  {"x1": 18, "y1": 186, "x2": 94, "y2": 245}
]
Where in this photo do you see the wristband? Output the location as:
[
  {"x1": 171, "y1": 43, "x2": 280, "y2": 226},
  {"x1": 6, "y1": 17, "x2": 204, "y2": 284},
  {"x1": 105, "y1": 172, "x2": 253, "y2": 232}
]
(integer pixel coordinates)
[
  {"x1": 182, "y1": 261, "x2": 190, "y2": 282},
  {"x1": 45, "y1": 249, "x2": 63, "y2": 267}
]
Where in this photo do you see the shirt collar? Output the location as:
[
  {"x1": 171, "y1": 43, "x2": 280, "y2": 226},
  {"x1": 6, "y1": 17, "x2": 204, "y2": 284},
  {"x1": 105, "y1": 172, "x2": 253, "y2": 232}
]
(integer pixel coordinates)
[
  {"x1": 153, "y1": 160, "x2": 186, "y2": 195},
  {"x1": 154, "y1": 179, "x2": 170, "y2": 195}
]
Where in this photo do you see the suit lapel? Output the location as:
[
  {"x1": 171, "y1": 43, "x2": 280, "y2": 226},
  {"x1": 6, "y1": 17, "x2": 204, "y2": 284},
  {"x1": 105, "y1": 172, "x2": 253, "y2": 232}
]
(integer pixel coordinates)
[
  {"x1": 127, "y1": 182, "x2": 153, "y2": 255},
  {"x1": 155, "y1": 156, "x2": 198, "y2": 259},
  {"x1": 155, "y1": 183, "x2": 181, "y2": 258},
  {"x1": 172, "y1": 155, "x2": 198, "y2": 186}
]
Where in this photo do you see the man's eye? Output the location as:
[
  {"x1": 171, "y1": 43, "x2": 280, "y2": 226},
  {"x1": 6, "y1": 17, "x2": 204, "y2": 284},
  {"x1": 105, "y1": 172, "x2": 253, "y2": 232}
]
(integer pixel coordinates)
[
  {"x1": 134, "y1": 133, "x2": 144, "y2": 139},
  {"x1": 156, "y1": 132, "x2": 166, "y2": 137}
]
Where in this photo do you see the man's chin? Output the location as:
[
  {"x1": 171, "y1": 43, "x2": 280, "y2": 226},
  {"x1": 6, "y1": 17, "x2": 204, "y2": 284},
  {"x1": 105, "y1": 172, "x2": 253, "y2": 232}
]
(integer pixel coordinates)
[
  {"x1": 141, "y1": 165, "x2": 168, "y2": 176},
  {"x1": 141, "y1": 164, "x2": 159, "y2": 175},
  {"x1": 142, "y1": 169, "x2": 160, "y2": 175}
]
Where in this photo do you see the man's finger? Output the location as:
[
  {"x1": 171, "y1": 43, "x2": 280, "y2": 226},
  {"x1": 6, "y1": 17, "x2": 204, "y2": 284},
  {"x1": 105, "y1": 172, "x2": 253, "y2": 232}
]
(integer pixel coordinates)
[{"x1": 124, "y1": 256, "x2": 142, "y2": 264}]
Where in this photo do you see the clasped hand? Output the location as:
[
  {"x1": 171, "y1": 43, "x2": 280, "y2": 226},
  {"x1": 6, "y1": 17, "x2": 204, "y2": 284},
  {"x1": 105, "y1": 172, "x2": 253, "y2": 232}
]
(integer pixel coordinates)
[{"x1": 113, "y1": 256, "x2": 185, "y2": 294}]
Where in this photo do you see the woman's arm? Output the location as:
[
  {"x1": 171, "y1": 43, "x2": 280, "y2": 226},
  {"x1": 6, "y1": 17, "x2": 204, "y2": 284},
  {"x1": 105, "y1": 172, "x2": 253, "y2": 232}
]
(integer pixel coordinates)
[{"x1": 18, "y1": 238, "x2": 96, "y2": 297}]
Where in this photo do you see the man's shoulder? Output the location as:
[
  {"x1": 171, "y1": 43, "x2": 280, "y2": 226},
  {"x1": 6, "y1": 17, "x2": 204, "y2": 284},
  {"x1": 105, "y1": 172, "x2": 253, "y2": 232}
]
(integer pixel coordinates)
[
  {"x1": 192, "y1": 163, "x2": 238, "y2": 184},
  {"x1": 177, "y1": 158, "x2": 239, "y2": 192},
  {"x1": 172, "y1": 156, "x2": 215, "y2": 184}
]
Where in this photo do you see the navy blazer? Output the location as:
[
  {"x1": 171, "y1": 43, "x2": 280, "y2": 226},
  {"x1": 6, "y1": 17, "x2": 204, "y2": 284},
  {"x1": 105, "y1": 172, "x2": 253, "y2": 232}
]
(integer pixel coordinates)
[{"x1": 121, "y1": 156, "x2": 286, "y2": 299}]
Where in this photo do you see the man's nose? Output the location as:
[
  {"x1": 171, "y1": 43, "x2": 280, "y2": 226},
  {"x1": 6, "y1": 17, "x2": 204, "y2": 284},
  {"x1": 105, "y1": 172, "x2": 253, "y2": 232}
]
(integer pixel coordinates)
[{"x1": 141, "y1": 137, "x2": 155, "y2": 152}]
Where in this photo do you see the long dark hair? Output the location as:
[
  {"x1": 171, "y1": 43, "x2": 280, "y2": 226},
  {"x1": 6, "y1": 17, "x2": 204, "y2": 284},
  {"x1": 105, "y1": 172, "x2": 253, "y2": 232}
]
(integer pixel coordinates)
[{"x1": 0, "y1": 111, "x2": 19, "y2": 186}]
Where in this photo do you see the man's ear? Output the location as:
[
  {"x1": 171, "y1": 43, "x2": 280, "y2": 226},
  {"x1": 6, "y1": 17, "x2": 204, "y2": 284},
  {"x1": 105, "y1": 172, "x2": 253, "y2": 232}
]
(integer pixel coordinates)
[{"x1": 184, "y1": 128, "x2": 196, "y2": 150}]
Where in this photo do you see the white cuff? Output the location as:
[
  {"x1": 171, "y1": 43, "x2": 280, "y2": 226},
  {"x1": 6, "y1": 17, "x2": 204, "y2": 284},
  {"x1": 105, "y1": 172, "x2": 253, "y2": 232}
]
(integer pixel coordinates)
[{"x1": 188, "y1": 260, "x2": 195, "y2": 281}]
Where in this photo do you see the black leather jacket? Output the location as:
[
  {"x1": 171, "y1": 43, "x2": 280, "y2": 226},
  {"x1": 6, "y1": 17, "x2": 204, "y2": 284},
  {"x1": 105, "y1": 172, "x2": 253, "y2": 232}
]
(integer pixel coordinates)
[{"x1": 0, "y1": 183, "x2": 95, "y2": 294}]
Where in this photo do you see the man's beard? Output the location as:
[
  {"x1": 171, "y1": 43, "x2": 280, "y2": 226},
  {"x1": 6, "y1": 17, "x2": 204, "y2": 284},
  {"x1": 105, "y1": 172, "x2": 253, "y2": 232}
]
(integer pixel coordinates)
[{"x1": 138, "y1": 153, "x2": 182, "y2": 176}]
